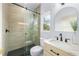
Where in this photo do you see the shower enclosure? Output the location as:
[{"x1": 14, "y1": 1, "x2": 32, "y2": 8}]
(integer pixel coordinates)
[
  {"x1": 4, "y1": 3, "x2": 40, "y2": 56},
  {"x1": 24, "y1": 9, "x2": 40, "y2": 55}
]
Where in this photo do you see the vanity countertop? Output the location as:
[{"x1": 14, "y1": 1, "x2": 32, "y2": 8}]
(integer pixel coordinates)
[{"x1": 44, "y1": 40, "x2": 79, "y2": 56}]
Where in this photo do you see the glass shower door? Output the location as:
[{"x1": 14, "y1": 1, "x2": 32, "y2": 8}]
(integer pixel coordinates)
[
  {"x1": 24, "y1": 10, "x2": 40, "y2": 55},
  {"x1": 5, "y1": 3, "x2": 40, "y2": 56}
]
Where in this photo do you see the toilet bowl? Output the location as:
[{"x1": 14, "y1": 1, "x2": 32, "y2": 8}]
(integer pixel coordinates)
[
  {"x1": 30, "y1": 38, "x2": 45, "y2": 56},
  {"x1": 30, "y1": 46, "x2": 43, "y2": 56}
]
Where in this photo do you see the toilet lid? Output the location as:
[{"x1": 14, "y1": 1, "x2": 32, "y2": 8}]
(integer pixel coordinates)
[{"x1": 31, "y1": 46, "x2": 43, "y2": 52}]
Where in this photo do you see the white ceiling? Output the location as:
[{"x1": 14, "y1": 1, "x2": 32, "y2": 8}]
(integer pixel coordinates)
[{"x1": 18, "y1": 3, "x2": 40, "y2": 11}]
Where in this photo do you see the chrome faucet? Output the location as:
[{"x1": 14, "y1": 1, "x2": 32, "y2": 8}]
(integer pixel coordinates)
[{"x1": 59, "y1": 33, "x2": 63, "y2": 41}]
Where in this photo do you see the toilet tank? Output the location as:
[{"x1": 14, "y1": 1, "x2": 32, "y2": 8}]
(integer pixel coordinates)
[{"x1": 40, "y1": 38, "x2": 46, "y2": 47}]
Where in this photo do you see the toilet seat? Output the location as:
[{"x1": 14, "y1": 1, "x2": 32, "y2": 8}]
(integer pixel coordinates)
[{"x1": 30, "y1": 46, "x2": 43, "y2": 56}]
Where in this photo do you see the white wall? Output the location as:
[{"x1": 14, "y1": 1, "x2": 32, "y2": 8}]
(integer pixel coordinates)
[
  {"x1": 0, "y1": 3, "x2": 2, "y2": 56},
  {"x1": 40, "y1": 3, "x2": 55, "y2": 39},
  {"x1": 40, "y1": 3, "x2": 79, "y2": 44}
]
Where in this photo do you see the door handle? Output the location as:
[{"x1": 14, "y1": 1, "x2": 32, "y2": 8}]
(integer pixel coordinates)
[
  {"x1": 50, "y1": 49, "x2": 59, "y2": 56},
  {"x1": 5, "y1": 29, "x2": 10, "y2": 33}
]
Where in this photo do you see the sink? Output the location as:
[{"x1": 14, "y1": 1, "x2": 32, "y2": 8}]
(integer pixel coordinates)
[
  {"x1": 45, "y1": 39, "x2": 79, "y2": 55},
  {"x1": 49, "y1": 40, "x2": 79, "y2": 53},
  {"x1": 69, "y1": 44, "x2": 79, "y2": 51},
  {"x1": 49, "y1": 40, "x2": 71, "y2": 48}
]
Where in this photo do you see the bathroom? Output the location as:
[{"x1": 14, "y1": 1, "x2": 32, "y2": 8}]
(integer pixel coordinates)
[{"x1": 0, "y1": 3, "x2": 79, "y2": 56}]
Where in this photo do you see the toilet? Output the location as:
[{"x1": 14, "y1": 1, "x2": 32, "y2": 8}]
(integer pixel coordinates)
[{"x1": 30, "y1": 38, "x2": 45, "y2": 56}]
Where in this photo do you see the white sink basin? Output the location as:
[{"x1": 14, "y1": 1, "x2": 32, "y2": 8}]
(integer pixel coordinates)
[{"x1": 69, "y1": 44, "x2": 79, "y2": 51}]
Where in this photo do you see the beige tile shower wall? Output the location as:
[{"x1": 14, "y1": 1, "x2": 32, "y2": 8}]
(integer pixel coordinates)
[{"x1": 6, "y1": 4, "x2": 27, "y2": 51}]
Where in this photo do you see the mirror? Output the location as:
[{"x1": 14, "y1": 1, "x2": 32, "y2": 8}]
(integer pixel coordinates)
[{"x1": 55, "y1": 7, "x2": 78, "y2": 32}]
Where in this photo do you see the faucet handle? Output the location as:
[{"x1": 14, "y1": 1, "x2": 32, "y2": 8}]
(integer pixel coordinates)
[
  {"x1": 56, "y1": 36, "x2": 58, "y2": 40},
  {"x1": 55, "y1": 36, "x2": 59, "y2": 40},
  {"x1": 65, "y1": 38, "x2": 70, "y2": 43}
]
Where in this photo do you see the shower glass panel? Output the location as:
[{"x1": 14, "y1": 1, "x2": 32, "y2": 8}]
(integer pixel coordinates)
[
  {"x1": 24, "y1": 10, "x2": 40, "y2": 55},
  {"x1": 6, "y1": 4, "x2": 40, "y2": 56}
]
